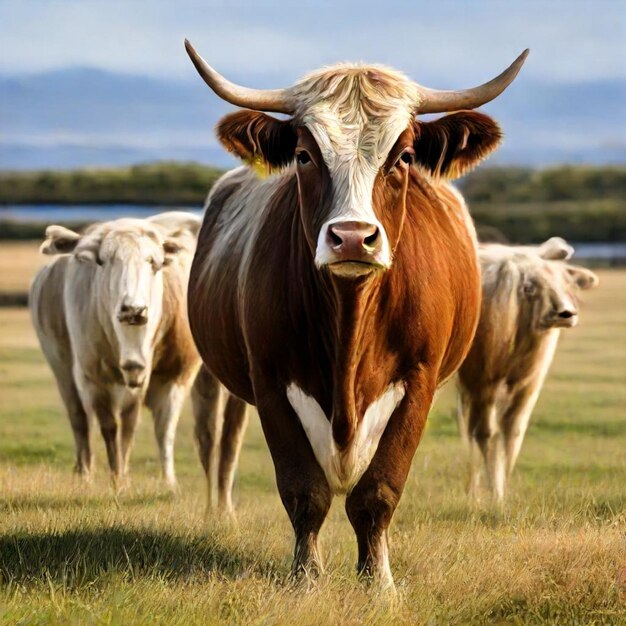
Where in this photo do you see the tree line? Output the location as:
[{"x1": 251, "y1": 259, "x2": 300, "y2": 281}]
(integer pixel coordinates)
[{"x1": 1, "y1": 163, "x2": 625, "y2": 242}]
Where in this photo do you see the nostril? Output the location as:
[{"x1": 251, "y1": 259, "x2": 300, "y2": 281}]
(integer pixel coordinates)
[
  {"x1": 363, "y1": 227, "x2": 380, "y2": 248},
  {"x1": 328, "y1": 227, "x2": 344, "y2": 247},
  {"x1": 558, "y1": 310, "x2": 577, "y2": 319},
  {"x1": 118, "y1": 304, "x2": 148, "y2": 324}
]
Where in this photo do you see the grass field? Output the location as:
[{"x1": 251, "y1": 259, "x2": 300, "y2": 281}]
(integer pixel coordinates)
[{"x1": 0, "y1": 242, "x2": 625, "y2": 625}]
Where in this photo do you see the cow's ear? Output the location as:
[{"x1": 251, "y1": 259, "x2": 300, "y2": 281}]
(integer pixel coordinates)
[
  {"x1": 566, "y1": 265, "x2": 599, "y2": 290},
  {"x1": 413, "y1": 111, "x2": 502, "y2": 179},
  {"x1": 216, "y1": 110, "x2": 297, "y2": 172},
  {"x1": 538, "y1": 237, "x2": 574, "y2": 260},
  {"x1": 40, "y1": 225, "x2": 82, "y2": 255}
]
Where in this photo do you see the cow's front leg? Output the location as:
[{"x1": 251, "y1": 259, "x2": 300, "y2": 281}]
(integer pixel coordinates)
[
  {"x1": 120, "y1": 398, "x2": 141, "y2": 481},
  {"x1": 346, "y1": 482, "x2": 396, "y2": 589},
  {"x1": 75, "y1": 370, "x2": 122, "y2": 487},
  {"x1": 346, "y1": 379, "x2": 432, "y2": 589},
  {"x1": 94, "y1": 400, "x2": 122, "y2": 486},
  {"x1": 255, "y1": 386, "x2": 332, "y2": 580},
  {"x1": 502, "y1": 382, "x2": 541, "y2": 477},
  {"x1": 63, "y1": 380, "x2": 93, "y2": 477},
  {"x1": 146, "y1": 376, "x2": 189, "y2": 490}
]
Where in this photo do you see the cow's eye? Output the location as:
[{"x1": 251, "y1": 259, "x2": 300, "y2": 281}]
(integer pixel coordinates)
[
  {"x1": 396, "y1": 149, "x2": 415, "y2": 167},
  {"x1": 296, "y1": 150, "x2": 311, "y2": 165}
]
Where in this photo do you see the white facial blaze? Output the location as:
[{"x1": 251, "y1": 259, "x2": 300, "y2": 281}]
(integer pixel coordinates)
[
  {"x1": 290, "y1": 65, "x2": 420, "y2": 269},
  {"x1": 102, "y1": 241, "x2": 164, "y2": 380},
  {"x1": 286, "y1": 381, "x2": 406, "y2": 494},
  {"x1": 313, "y1": 151, "x2": 392, "y2": 268},
  {"x1": 116, "y1": 271, "x2": 163, "y2": 372}
]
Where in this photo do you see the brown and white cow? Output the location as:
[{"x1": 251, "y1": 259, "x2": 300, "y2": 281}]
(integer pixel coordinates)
[
  {"x1": 457, "y1": 238, "x2": 599, "y2": 503},
  {"x1": 30, "y1": 212, "x2": 202, "y2": 488},
  {"x1": 184, "y1": 40, "x2": 528, "y2": 587}
]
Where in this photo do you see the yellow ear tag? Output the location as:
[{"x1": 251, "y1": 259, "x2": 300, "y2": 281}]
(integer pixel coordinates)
[{"x1": 250, "y1": 155, "x2": 269, "y2": 179}]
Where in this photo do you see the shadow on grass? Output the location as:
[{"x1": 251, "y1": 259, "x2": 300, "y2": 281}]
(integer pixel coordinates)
[
  {"x1": 535, "y1": 419, "x2": 626, "y2": 438},
  {"x1": 0, "y1": 492, "x2": 175, "y2": 513},
  {"x1": 413, "y1": 494, "x2": 625, "y2": 525},
  {"x1": 0, "y1": 526, "x2": 280, "y2": 587},
  {"x1": 417, "y1": 505, "x2": 508, "y2": 527}
]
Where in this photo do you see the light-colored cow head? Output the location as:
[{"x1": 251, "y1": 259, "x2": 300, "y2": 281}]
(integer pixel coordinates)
[
  {"x1": 481, "y1": 239, "x2": 599, "y2": 333},
  {"x1": 41, "y1": 215, "x2": 196, "y2": 387},
  {"x1": 520, "y1": 260, "x2": 598, "y2": 330},
  {"x1": 185, "y1": 40, "x2": 528, "y2": 279}
]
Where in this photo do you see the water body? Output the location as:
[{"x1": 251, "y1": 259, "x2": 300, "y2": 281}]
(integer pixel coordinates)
[{"x1": 1, "y1": 205, "x2": 625, "y2": 261}]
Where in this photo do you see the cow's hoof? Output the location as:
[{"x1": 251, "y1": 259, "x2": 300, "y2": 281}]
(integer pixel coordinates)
[
  {"x1": 163, "y1": 479, "x2": 181, "y2": 496},
  {"x1": 73, "y1": 466, "x2": 92, "y2": 482}
]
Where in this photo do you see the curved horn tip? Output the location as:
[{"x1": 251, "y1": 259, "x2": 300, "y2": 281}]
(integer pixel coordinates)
[
  {"x1": 182, "y1": 37, "x2": 294, "y2": 114},
  {"x1": 416, "y1": 48, "x2": 531, "y2": 114},
  {"x1": 516, "y1": 48, "x2": 530, "y2": 68},
  {"x1": 508, "y1": 48, "x2": 530, "y2": 78},
  {"x1": 184, "y1": 38, "x2": 199, "y2": 59}
]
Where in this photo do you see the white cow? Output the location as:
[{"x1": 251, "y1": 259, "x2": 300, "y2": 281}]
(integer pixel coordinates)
[
  {"x1": 457, "y1": 237, "x2": 599, "y2": 502},
  {"x1": 30, "y1": 212, "x2": 202, "y2": 488}
]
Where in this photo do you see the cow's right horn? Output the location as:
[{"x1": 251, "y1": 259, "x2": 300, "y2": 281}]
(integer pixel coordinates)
[{"x1": 184, "y1": 39, "x2": 296, "y2": 114}]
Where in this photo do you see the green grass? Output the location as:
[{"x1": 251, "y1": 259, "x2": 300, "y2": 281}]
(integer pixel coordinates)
[{"x1": 0, "y1": 271, "x2": 625, "y2": 624}]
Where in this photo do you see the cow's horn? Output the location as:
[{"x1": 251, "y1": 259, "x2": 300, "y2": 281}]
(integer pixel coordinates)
[
  {"x1": 416, "y1": 49, "x2": 529, "y2": 114},
  {"x1": 184, "y1": 39, "x2": 295, "y2": 114}
]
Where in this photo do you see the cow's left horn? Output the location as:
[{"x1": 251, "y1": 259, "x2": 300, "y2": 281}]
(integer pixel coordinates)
[
  {"x1": 184, "y1": 39, "x2": 295, "y2": 114},
  {"x1": 416, "y1": 49, "x2": 529, "y2": 114}
]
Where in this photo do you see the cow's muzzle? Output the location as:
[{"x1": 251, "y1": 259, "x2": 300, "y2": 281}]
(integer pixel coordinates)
[
  {"x1": 120, "y1": 359, "x2": 147, "y2": 388},
  {"x1": 552, "y1": 307, "x2": 578, "y2": 328},
  {"x1": 316, "y1": 220, "x2": 390, "y2": 277}
]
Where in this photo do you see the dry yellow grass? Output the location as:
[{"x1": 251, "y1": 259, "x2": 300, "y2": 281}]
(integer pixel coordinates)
[
  {"x1": 0, "y1": 240, "x2": 45, "y2": 292},
  {"x1": 0, "y1": 245, "x2": 624, "y2": 624}
]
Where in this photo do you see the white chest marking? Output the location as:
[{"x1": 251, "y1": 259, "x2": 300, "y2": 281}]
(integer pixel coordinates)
[{"x1": 286, "y1": 382, "x2": 406, "y2": 494}]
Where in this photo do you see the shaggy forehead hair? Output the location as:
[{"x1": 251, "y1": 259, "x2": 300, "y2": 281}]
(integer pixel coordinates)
[
  {"x1": 81, "y1": 219, "x2": 163, "y2": 260},
  {"x1": 481, "y1": 248, "x2": 548, "y2": 293},
  {"x1": 290, "y1": 64, "x2": 422, "y2": 225},
  {"x1": 479, "y1": 249, "x2": 548, "y2": 341},
  {"x1": 479, "y1": 248, "x2": 572, "y2": 335},
  {"x1": 291, "y1": 64, "x2": 421, "y2": 167}
]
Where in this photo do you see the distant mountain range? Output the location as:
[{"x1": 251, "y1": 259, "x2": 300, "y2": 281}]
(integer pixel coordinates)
[{"x1": 1, "y1": 67, "x2": 625, "y2": 170}]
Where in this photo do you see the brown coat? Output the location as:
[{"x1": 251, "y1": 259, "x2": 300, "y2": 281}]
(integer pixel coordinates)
[{"x1": 184, "y1": 50, "x2": 525, "y2": 586}]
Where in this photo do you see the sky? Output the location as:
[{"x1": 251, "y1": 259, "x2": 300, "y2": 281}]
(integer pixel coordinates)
[
  {"x1": 1, "y1": 0, "x2": 625, "y2": 169},
  {"x1": 1, "y1": 0, "x2": 624, "y2": 84}
]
